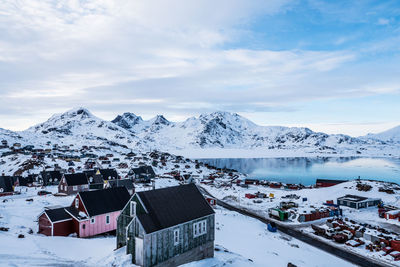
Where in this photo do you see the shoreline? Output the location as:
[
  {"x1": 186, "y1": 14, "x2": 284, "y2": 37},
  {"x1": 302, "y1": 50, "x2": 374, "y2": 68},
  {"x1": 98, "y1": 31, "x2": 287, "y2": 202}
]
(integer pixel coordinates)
[{"x1": 169, "y1": 148, "x2": 400, "y2": 159}]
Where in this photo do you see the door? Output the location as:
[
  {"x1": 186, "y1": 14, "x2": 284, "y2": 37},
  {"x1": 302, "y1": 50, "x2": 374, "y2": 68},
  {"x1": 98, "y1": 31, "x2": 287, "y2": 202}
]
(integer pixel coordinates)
[{"x1": 135, "y1": 237, "x2": 144, "y2": 266}]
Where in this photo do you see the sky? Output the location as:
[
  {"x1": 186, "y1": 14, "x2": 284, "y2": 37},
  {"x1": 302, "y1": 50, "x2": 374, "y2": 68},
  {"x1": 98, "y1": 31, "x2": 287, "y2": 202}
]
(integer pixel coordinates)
[{"x1": 0, "y1": 0, "x2": 399, "y2": 136}]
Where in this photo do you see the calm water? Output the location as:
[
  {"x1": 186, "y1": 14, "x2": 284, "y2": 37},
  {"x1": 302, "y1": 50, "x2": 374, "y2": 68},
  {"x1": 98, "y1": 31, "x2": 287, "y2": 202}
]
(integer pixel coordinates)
[{"x1": 198, "y1": 157, "x2": 400, "y2": 185}]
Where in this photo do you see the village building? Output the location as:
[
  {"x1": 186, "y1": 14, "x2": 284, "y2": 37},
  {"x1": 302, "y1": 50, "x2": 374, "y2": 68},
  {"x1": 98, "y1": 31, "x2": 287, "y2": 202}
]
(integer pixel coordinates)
[
  {"x1": 316, "y1": 179, "x2": 347, "y2": 188},
  {"x1": 38, "y1": 207, "x2": 73, "y2": 236},
  {"x1": 97, "y1": 168, "x2": 119, "y2": 181},
  {"x1": 337, "y1": 195, "x2": 381, "y2": 209},
  {"x1": 38, "y1": 187, "x2": 130, "y2": 237},
  {"x1": 0, "y1": 176, "x2": 15, "y2": 196},
  {"x1": 129, "y1": 166, "x2": 156, "y2": 183},
  {"x1": 107, "y1": 179, "x2": 135, "y2": 195},
  {"x1": 83, "y1": 170, "x2": 104, "y2": 190},
  {"x1": 58, "y1": 173, "x2": 89, "y2": 195},
  {"x1": 40, "y1": 170, "x2": 62, "y2": 186},
  {"x1": 116, "y1": 184, "x2": 215, "y2": 267}
]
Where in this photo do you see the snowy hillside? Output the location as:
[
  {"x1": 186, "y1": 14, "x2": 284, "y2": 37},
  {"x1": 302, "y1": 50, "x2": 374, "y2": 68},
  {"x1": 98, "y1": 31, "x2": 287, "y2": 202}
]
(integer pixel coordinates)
[
  {"x1": 112, "y1": 111, "x2": 398, "y2": 157},
  {"x1": 0, "y1": 108, "x2": 399, "y2": 157},
  {"x1": 364, "y1": 126, "x2": 400, "y2": 144},
  {"x1": 22, "y1": 108, "x2": 141, "y2": 150}
]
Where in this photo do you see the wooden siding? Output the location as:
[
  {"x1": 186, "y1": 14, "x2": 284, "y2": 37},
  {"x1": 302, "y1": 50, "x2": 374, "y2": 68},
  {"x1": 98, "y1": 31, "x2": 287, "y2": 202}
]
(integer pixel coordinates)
[
  {"x1": 38, "y1": 213, "x2": 52, "y2": 236},
  {"x1": 133, "y1": 214, "x2": 215, "y2": 267},
  {"x1": 117, "y1": 194, "x2": 143, "y2": 248},
  {"x1": 79, "y1": 211, "x2": 120, "y2": 238},
  {"x1": 53, "y1": 220, "x2": 73, "y2": 236},
  {"x1": 58, "y1": 177, "x2": 89, "y2": 195}
]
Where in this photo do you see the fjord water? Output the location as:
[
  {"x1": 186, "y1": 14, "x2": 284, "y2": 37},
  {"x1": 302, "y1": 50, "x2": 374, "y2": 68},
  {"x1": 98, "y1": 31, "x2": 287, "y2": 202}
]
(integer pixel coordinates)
[{"x1": 198, "y1": 157, "x2": 400, "y2": 186}]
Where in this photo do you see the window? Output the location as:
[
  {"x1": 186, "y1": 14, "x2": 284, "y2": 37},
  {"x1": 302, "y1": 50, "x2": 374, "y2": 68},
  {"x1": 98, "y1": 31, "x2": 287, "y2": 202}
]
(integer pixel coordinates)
[
  {"x1": 73, "y1": 185, "x2": 78, "y2": 191},
  {"x1": 82, "y1": 224, "x2": 86, "y2": 229},
  {"x1": 106, "y1": 215, "x2": 110, "y2": 225},
  {"x1": 75, "y1": 198, "x2": 79, "y2": 208},
  {"x1": 91, "y1": 217, "x2": 95, "y2": 224},
  {"x1": 130, "y1": 201, "x2": 136, "y2": 217},
  {"x1": 83, "y1": 184, "x2": 88, "y2": 189},
  {"x1": 193, "y1": 220, "x2": 207, "y2": 237},
  {"x1": 174, "y1": 229, "x2": 180, "y2": 245}
]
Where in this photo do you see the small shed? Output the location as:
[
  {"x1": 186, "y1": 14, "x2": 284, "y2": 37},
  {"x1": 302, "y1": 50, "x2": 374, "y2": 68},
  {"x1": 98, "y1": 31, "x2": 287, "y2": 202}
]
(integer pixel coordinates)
[
  {"x1": 337, "y1": 195, "x2": 381, "y2": 209},
  {"x1": 38, "y1": 207, "x2": 73, "y2": 236}
]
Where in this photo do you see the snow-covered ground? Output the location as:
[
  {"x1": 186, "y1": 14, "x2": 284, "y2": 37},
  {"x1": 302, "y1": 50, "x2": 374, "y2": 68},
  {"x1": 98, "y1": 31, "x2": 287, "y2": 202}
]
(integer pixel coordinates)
[
  {"x1": 203, "y1": 179, "x2": 400, "y2": 266},
  {"x1": 203, "y1": 180, "x2": 400, "y2": 227},
  {"x1": 0, "y1": 180, "x2": 356, "y2": 267}
]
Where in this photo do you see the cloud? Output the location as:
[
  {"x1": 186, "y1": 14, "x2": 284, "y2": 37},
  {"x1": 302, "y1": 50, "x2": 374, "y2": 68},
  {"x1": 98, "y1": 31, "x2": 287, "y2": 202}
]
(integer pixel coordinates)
[
  {"x1": 0, "y1": 0, "x2": 399, "y2": 132},
  {"x1": 377, "y1": 18, "x2": 390, "y2": 25}
]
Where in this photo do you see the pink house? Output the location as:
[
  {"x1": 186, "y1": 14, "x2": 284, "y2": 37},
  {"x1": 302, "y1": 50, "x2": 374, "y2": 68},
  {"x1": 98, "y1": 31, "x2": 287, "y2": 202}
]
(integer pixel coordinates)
[{"x1": 39, "y1": 187, "x2": 130, "y2": 238}]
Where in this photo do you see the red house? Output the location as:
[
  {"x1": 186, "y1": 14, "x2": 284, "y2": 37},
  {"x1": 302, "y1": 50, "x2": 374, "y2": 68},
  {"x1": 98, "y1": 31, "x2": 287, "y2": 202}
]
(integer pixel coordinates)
[
  {"x1": 38, "y1": 187, "x2": 130, "y2": 237},
  {"x1": 38, "y1": 207, "x2": 73, "y2": 236},
  {"x1": 315, "y1": 179, "x2": 347, "y2": 188},
  {"x1": 58, "y1": 173, "x2": 89, "y2": 195}
]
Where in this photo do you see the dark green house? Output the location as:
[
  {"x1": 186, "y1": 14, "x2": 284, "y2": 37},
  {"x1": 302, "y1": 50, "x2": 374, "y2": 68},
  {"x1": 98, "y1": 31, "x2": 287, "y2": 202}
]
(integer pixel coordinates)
[{"x1": 116, "y1": 184, "x2": 215, "y2": 266}]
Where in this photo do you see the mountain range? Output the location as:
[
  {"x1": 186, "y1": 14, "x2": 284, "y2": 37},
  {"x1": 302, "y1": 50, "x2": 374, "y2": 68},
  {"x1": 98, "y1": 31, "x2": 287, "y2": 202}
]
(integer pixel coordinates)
[{"x1": 1, "y1": 107, "x2": 399, "y2": 157}]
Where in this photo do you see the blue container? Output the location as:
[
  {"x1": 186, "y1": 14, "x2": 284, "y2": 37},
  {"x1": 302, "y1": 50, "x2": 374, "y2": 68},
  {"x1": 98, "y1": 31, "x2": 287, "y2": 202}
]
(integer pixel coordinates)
[{"x1": 267, "y1": 222, "x2": 277, "y2": 232}]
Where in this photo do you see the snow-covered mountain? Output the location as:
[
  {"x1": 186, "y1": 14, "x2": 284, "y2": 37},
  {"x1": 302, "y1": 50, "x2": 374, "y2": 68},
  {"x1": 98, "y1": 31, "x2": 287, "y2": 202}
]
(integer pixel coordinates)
[
  {"x1": 112, "y1": 111, "x2": 373, "y2": 152},
  {"x1": 0, "y1": 108, "x2": 399, "y2": 157},
  {"x1": 21, "y1": 107, "x2": 141, "y2": 149},
  {"x1": 363, "y1": 126, "x2": 400, "y2": 144}
]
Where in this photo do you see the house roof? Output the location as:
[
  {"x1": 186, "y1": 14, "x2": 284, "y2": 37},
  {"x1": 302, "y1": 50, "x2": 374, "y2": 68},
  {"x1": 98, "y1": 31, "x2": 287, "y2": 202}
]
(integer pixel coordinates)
[
  {"x1": 137, "y1": 184, "x2": 214, "y2": 233},
  {"x1": 78, "y1": 187, "x2": 130, "y2": 217},
  {"x1": 337, "y1": 194, "x2": 381, "y2": 202},
  {"x1": 43, "y1": 170, "x2": 62, "y2": 180},
  {"x1": 108, "y1": 179, "x2": 134, "y2": 190},
  {"x1": 0, "y1": 176, "x2": 14, "y2": 192},
  {"x1": 316, "y1": 179, "x2": 347, "y2": 184},
  {"x1": 130, "y1": 166, "x2": 155, "y2": 177},
  {"x1": 64, "y1": 206, "x2": 88, "y2": 221},
  {"x1": 99, "y1": 169, "x2": 119, "y2": 180},
  {"x1": 44, "y1": 207, "x2": 72, "y2": 222},
  {"x1": 64, "y1": 173, "x2": 88, "y2": 186},
  {"x1": 84, "y1": 170, "x2": 103, "y2": 184}
]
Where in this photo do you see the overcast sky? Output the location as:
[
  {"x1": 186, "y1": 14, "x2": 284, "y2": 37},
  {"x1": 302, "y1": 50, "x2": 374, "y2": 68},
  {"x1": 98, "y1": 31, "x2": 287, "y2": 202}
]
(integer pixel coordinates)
[{"x1": 0, "y1": 0, "x2": 399, "y2": 136}]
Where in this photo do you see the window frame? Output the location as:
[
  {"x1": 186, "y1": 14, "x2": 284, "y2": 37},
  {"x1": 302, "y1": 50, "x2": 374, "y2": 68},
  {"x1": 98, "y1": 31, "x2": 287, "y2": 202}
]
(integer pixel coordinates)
[
  {"x1": 90, "y1": 217, "x2": 96, "y2": 224},
  {"x1": 106, "y1": 215, "x2": 110, "y2": 225},
  {"x1": 193, "y1": 219, "x2": 207, "y2": 237},
  {"x1": 130, "y1": 201, "x2": 136, "y2": 217},
  {"x1": 73, "y1": 185, "x2": 78, "y2": 191},
  {"x1": 173, "y1": 228, "x2": 180, "y2": 245},
  {"x1": 75, "y1": 198, "x2": 79, "y2": 208}
]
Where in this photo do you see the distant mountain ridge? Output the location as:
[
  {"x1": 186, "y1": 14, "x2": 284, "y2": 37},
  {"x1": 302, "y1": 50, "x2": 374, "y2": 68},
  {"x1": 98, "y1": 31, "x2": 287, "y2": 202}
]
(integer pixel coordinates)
[{"x1": 0, "y1": 107, "x2": 399, "y2": 157}]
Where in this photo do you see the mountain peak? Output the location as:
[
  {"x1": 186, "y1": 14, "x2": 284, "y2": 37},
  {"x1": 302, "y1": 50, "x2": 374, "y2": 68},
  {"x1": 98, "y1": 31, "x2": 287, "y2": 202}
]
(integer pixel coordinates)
[
  {"x1": 112, "y1": 112, "x2": 143, "y2": 130},
  {"x1": 151, "y1": 115, "x2": 170, "y2": 125}
]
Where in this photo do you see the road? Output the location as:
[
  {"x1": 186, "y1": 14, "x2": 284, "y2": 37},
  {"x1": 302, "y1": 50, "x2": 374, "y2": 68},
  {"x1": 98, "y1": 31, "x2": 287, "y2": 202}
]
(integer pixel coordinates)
[{"x1": 199, "y1": 186, "x2": 395, "y2": 267}]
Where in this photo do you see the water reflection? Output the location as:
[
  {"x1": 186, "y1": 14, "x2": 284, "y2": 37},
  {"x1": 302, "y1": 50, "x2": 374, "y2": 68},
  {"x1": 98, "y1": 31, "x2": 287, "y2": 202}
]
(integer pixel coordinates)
[{"x1": 198, "y1": 157, "x2": 400, "y2": 185}]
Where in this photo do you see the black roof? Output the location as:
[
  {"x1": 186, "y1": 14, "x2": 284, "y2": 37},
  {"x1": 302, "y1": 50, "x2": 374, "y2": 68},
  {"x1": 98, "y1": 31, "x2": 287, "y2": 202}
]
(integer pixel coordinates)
[
  {"x1": 79, "y1": 187, "x2": 130, "y2": 217},
  {"x1": 0, "y1": 176, "x2": 14, "y2": 192},
  {"x1": 64, "y1": 206, "x2": 87, "y2": 220},
  {"x1": 316, "y1": 179, "x2": 347, "y2": 184},
  {"x1": 84, "y1": 170, "x2": 103, "y2": 184},
  {"x1": 64, "y1": 173, "x2": 88, "y2": 186},
  {"x1": 337, "y1": 194, "x2": 369, "y2": 202},
  {"x1": 44, "y1": 207, "x2": 72, "y2": 222},
  {"x1": 137, "y1": 184, "x2": 214, "y2": 233},
  {"x1": 130, "y1": 166, "x2": 155, "y2": 177},
  {"x1": 108, "y1": 179, "x2": 135, "y2": 190},
  {"x1": 43, "y1": 170, "x2": 62, "y2": 180},
  {"x1": 99, "y1": 169, "x2": 119, "y2": 180},
  {"x1": 18, "y1": 176, "x2": 34, "y2": 186}
]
